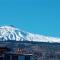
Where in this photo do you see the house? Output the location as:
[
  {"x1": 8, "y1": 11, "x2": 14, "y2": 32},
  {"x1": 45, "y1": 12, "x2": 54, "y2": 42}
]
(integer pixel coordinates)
[{"x1": 0, "y1": 41, "x2": 33, "y2": 60}]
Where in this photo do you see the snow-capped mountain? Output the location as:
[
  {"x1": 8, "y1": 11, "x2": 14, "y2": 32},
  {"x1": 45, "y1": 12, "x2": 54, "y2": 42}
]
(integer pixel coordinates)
[{"x1": 0, "y1": 25, "x2": 60, "y2": 43}]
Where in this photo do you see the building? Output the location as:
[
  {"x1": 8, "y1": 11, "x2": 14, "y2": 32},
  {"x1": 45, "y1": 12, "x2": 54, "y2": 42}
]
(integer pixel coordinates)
[
  {"x1": 0, "y1": 41, "x2": 32, "y2": 60},
  {"x1": 0, "y1": 40, "x2": 60, "y2": 60}
]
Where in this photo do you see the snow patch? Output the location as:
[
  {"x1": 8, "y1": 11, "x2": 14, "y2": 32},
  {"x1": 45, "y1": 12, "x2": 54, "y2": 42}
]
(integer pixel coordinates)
[{"x1": 0, "y1": 25, "x2": 60, "y2": 43}]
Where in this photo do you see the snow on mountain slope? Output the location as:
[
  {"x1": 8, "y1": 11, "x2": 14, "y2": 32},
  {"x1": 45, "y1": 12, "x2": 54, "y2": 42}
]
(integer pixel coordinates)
[{"x1": 0, "y1": 25, "x2": 60, "y2": 43}]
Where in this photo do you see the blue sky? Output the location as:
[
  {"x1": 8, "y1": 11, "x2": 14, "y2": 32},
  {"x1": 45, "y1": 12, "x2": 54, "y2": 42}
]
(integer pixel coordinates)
[{"x1": 0, "y1": 0, "x2": 60, "y2": 37}]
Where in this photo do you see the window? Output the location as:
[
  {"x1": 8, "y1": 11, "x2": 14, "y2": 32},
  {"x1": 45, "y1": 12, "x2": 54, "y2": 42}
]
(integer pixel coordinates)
[{"x1": 25, "y1": 56, "x2": 30, "y2": 60}]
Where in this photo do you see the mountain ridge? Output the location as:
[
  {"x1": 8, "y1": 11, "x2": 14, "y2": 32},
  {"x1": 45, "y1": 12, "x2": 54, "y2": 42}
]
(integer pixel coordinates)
[{"x1": 0, "y1": 25, "x2": 60, "y2": 43}]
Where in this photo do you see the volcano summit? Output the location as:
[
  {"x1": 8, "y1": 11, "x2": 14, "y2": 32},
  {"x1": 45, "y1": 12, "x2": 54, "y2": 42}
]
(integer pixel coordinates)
[{"x1": 0, "y1": 25, "x2": 60, "y2": 43}]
